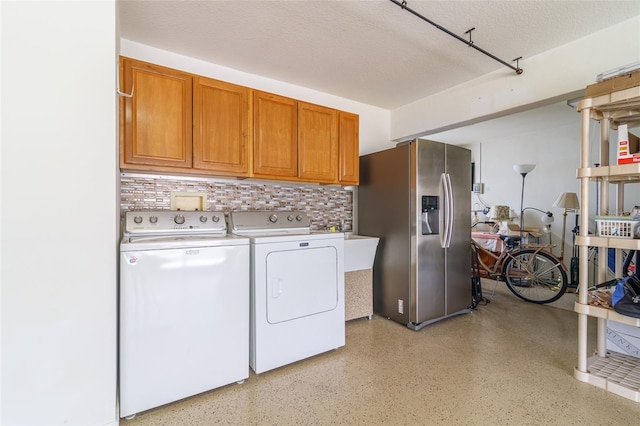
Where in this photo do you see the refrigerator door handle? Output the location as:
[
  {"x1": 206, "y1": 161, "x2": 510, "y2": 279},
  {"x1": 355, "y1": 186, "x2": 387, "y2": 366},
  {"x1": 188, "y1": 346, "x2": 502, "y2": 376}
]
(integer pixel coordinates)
[
  {"x1": 447, "y1": 173, "x2": 455, "y2": 248},
  {"x1": 440, "y1": 174, "x2": 446, "y2": 247},
  {"x1": 443, "y1": 173, "x2": 454, "y2": 248},
  {"x1": 440, "y1": 173, "x2": 449, "y2": 248}
]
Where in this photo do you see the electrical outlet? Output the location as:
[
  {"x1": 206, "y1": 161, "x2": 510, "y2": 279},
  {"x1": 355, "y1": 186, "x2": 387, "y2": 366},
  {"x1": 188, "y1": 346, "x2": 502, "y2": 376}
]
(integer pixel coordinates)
[{"x1": 473, "y1": 182, "x2": 484, "y2": 194}]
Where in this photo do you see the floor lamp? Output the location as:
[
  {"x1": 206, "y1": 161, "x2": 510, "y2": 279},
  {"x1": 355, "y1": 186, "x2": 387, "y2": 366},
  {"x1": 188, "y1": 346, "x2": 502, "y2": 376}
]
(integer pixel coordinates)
[
  {"x1": 513, "y1": 164, "x2": 536, "y2": 238},
  {"x1": 553, "y1": 192, "x2": 580, "y2": 261}
]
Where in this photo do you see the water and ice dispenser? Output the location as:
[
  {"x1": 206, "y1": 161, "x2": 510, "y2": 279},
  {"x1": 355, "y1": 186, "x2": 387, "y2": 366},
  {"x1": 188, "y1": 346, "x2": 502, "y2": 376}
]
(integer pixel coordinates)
[{"x1": 421, "y1": 195, "x2": 439, "y2": 235}]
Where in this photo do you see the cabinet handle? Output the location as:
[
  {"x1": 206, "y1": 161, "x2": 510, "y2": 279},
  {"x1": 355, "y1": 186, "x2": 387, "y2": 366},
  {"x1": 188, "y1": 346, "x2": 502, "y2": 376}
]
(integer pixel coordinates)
[
  {"x1": 116, "y1": 68, "x2": 134, "y2": 98},
  {"x1": 116, "y1": 85, "x2": 134, "y2": 98}
]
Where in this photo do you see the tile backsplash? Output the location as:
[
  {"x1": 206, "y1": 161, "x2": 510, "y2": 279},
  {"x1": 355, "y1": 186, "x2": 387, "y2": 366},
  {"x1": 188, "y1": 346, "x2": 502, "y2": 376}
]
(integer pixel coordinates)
[{"x1": 120, "y1": 173, "x2": 354, "y2": 232}]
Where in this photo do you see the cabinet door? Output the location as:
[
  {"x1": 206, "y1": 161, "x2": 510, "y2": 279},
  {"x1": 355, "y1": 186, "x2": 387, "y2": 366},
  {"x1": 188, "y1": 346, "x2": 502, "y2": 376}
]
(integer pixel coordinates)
[
  {"x1": 298, "y1": 102, "x2": 338, "y2": 183},
  {"x1": 120, "y1": 58, "x2": 192, "y2": 169},
  {"x1": 253, "y1": 91, "x2": 298, "y2": 178},
  {"x1": 193, "y1": 77, "x2": 250, "y2": 176},
  {"x1": 338, "y1": 111, "x2": 359, "y2": 185}
]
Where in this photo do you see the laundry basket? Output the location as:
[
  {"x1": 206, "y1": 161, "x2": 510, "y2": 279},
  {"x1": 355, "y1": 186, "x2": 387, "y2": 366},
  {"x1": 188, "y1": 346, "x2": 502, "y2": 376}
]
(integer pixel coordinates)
[{"x1": 595, "y1": 216, "x2": 640, "y2": 239}]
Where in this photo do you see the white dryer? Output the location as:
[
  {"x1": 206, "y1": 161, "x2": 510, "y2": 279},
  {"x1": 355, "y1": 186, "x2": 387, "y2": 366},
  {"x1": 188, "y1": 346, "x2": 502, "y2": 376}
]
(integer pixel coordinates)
[{"x1": 229, "y1": 211, "x2": 345, "y2": 374}]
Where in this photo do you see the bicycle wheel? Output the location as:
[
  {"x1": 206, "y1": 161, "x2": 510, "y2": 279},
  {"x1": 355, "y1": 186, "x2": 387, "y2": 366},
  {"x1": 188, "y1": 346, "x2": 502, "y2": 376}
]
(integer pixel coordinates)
[{"x1": 502, "y1": 249, "x2": 568, "y2": 303}]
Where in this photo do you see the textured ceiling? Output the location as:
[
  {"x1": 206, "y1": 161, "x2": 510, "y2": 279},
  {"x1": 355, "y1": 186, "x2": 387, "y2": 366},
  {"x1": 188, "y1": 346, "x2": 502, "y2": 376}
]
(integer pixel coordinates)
[{"x1": 118, "y1": 0, "x2": 640, "y2": 110}]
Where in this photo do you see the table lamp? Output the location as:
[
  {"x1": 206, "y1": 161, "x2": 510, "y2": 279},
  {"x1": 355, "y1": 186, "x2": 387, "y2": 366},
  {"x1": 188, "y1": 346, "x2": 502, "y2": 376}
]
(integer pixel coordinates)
[{"x1": 488, "y1": 205, "x2": 511, "y2": 233}]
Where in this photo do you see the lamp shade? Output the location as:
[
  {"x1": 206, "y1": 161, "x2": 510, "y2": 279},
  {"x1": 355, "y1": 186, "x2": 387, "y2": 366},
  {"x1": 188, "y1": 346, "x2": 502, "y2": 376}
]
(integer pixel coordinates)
[
  {"x1": 553, "y1": 192, "x2": 580, "y2": 210},
  {"x1": 488, "y1": 205, "x2": 510, "y2": 221},
  {"x1": 513, "y1": 164, "x2": 536, "y2": 175},
  {"x1": 541, "y1": 213, "x2": 554, "y2": 224}
]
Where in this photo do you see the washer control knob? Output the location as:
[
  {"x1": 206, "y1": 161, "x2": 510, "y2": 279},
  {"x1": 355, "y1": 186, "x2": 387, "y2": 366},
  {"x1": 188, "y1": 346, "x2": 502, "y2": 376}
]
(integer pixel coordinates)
[
  {"x1": 133, "y1": 216, "x2": 143, "y2": 224},
  {"x1": 149, "y1": 216, "x2": 158, "y2": 224},
  {"x1": 212, "y1": 215, "x2": 220, "y2": 223},
  {"x1": 269, "y1": 214, "x2": 278, "y2": 223},
  {"x1": 287, "y1": 215, "x2": 294, "y2": 222},
  {"x1": 174, "y1": 214, "x2": 185, "y2": 225},
  {"x1": 296, "y1": 215, "x2": 303, "y2": 222},
  {"x1": 200, "y1": 215, "x2": 207, "y2": 223}
]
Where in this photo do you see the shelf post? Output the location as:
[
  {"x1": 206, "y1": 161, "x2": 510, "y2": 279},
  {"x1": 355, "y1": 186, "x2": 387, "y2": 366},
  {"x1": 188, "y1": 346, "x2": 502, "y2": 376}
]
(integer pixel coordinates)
[{"x1": 577, "y1": 104, "x2": 591, "y2": 373}]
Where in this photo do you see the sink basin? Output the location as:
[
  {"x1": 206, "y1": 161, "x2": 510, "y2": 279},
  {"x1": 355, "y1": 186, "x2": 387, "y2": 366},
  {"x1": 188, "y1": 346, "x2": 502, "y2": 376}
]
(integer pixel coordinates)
[{"x1": 344, "y1": 234, "x2": 380, "y2": 272}]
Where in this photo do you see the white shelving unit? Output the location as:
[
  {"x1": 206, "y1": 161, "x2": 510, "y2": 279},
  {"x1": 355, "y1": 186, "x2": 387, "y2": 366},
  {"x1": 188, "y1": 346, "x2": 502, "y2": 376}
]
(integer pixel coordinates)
[{"x1": 575, "y1": 83, "x2": 640, "y2": 402}]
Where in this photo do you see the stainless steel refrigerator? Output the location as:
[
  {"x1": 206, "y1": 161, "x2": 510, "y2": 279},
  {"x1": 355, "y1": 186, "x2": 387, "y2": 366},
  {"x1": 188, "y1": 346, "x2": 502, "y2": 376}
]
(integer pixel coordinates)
[{"x1": 358, "y1": 139, "x2": 471, "y2": 330}]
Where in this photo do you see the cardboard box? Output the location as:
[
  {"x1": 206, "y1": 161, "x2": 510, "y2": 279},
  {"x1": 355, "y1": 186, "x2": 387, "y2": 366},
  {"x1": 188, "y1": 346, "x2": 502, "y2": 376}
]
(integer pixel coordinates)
[
  {"x1": 618, "y1": 154, "x2": 640, "y2": 165},
  {"x1": 505, "y1": 223, "x2": 541, "y2": 239},
  {"x1": 617, "y1": 124, "x2": 640, "y2": 164},
  {"x1": 606, "y1": 320, "x2": 640, "y2": 359},
  {"x1": 585, "y1": 71, "x2": 640, "y2": 98}
]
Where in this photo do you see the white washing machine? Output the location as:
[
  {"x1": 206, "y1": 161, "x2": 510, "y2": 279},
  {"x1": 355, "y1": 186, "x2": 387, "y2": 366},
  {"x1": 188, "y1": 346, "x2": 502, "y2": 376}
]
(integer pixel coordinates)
[
  {"x1": 119, "y1": 210, "x2": 249, "y2": 418},
  {"x1": 228, "y1": 211, "x2": 345, "y2": 374}
]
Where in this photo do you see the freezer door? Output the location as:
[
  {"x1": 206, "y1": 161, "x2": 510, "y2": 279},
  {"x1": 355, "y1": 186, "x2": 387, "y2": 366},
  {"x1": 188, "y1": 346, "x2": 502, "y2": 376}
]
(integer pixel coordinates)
[{"x1": 414, "y1": 140, "x2": 446, "y2": 324}]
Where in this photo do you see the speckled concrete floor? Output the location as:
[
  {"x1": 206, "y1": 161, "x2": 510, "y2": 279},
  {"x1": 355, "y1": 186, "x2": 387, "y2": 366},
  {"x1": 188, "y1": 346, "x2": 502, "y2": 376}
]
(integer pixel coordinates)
[{"x1": 122, "y1": 283, "x2": 640, "y2": 425}]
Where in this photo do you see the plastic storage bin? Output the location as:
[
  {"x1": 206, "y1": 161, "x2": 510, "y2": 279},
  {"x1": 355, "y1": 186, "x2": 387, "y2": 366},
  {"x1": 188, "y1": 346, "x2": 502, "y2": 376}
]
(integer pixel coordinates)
[{"x1": 596, "y1": 216, "x2": 640, "y2": 239}]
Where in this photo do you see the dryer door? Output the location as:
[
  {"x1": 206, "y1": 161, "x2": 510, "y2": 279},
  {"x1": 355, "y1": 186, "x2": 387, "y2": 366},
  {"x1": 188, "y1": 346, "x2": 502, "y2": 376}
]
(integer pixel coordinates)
[{"x1": 266, "y1": 246, "x2": 338, "y2": 324}]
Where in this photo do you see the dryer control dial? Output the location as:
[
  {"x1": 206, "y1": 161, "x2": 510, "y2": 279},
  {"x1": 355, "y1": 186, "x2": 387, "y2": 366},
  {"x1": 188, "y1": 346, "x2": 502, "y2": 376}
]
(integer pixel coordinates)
[
  {"x1": 296, "y1": 215, "x2": 303, "y2": 222},
  {"x1": 149, "y1": 216, "x2": 158, "y2": 224},
  {"x1": 212, "y1": 215, "x2": 220, "y2": 222},
  {"x1": 174, "y1": 214, "x2": 186, "y2": 225},
  {"x1": 133, "y1": 216, "x2": 143, "y2": 224},
  {"x1": 269, "y1": 214, "x2": 278, "y2": 223},
  {"x1": 287, "y1": 215, "x2": 294, "y2": 222}
]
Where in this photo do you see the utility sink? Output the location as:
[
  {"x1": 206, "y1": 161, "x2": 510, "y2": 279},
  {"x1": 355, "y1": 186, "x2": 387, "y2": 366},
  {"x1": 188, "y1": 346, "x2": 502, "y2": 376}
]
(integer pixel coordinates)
[{"x1": 344, "y1": 234, "x2": 380, "y2": 272}]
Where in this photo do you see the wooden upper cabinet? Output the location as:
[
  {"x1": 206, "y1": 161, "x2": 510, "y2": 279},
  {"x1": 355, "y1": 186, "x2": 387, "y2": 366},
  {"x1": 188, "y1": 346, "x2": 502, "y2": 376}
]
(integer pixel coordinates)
[
  {"x1": 120, "y1": 57, "x2": 193, "y2": 168},
  {"x1": 193, "y1": 77, "x2": 250, "y2": 176},
  {"x1": 119, "y1": 57, "x2": 357, "y2": 184},
  {"x1": 298, "y1": 102, "x2": 338, "y2": 183},
  {"x1": 338, "y1": 111, "x2": 360, "y2": 185},
  {"x1": 253, "y1": 91, "x2": 298, "y2": 178}
]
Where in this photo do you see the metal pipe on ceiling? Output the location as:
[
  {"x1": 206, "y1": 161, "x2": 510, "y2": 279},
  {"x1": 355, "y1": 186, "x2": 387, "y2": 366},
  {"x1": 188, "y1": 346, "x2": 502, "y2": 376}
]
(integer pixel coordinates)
[{"x1": 389, "y1": 0, "x2": 524, "y2": 75}]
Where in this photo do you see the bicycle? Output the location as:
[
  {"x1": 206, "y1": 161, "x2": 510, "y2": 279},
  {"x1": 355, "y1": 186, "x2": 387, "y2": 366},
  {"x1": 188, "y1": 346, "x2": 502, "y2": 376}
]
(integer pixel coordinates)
[{"x1": 471, "y1": 234, "x2": 568, "y2": 304}]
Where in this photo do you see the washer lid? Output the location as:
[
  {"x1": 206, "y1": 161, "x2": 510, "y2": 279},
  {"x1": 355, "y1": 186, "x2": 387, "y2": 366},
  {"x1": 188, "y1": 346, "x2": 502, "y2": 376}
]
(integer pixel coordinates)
[{"x1": 121, "y1": 233, "x2": 248, "y2": 251}]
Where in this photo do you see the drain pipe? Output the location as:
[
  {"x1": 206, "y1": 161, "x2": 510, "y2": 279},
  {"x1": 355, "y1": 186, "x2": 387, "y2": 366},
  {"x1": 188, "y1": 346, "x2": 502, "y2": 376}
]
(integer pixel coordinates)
[{"x1": 388, "y1": 0, "x2": 524, "y2": 75}]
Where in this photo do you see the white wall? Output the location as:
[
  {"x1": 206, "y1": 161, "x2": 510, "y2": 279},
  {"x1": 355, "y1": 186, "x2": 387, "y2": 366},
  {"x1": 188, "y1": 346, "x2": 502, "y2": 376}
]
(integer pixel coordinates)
[
  {"x1": 120, "y1": 40, "x2": 392, "y2": 155},
  {"x1": 1, "y1": 2, "x2": 118, "y2": 425},
  {"x1": 463, "y1": 105, "x2": 640, "y2": 265},
  {"x1": 464, "y1": 101, "x2": 582, "y2": 261}
]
